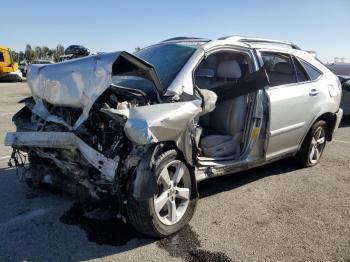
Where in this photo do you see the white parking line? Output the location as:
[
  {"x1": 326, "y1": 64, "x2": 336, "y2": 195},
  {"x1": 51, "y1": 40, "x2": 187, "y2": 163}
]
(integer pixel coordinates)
[
  {"x1": 0, "y1": 208, "x2": 49, "y2": 232},
  {"x1": 333, "y1": 139, "x2": 350, "y2": 145}
]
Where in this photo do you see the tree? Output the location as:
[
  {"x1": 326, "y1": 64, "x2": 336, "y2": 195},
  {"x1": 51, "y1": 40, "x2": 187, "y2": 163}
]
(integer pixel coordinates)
[
  {"x1": 25, "y1": 44, "x2": 35, "y2": 63},
  {"x1": 18, "y1": 51, "x2": 25, "y2": 62},
  {"x1": 34, "y1": 46, "x2": 42, "y2": 60},
  {"x1": 56, "y1": 45, "x2": 64, "y2": 56},
  {"x1": 42, "y1": 46, "x2": 51, "y2": 59},
  {"x1": 23, "y1": 44, "x2": 65, "y2": 63},
  {"x1": 11, "y1": 50, "x2": 19, "y2": 62},
  {"x1": 54, "y1": 44, "x2": 65, "y2": 62}
]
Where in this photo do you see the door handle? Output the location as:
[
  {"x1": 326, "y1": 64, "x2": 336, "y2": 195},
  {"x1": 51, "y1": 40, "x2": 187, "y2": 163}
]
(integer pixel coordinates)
[{"x1": 309, "y1": 89, "x2": 319, "y2": 96}]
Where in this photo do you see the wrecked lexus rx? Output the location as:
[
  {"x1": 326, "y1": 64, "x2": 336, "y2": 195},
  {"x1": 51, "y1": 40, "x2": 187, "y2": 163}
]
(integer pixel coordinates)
[{"x1": 5, "y1": 36, "x2": 343, "y2": 237}]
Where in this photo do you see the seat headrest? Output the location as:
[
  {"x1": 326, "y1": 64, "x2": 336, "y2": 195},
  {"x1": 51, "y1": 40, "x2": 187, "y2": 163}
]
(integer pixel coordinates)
[
  {"x1": 273, "y1": 62, "x2": 293, "y2": 74},
  {"x1": 217, "y1": 60, "x2": 242, "y2": 79}
]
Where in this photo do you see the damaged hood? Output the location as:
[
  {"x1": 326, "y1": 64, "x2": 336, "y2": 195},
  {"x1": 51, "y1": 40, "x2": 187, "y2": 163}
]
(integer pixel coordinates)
[{"x1": 27, "y1": 51, "x2": 163, "y2": 126}]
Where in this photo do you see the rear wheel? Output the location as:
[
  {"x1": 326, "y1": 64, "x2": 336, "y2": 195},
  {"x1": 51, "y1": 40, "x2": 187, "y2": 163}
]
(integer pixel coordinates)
[
  {"x1": 127, "y1": 149, "x2": 197, "y2": 237},
  {"x1": 295, "y1": 120, "x2": 327, "y2": 167}
]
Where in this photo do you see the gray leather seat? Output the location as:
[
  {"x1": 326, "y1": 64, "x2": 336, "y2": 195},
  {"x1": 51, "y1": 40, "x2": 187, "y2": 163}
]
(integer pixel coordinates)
[
  {"x1": 200, "y1": 60, "x2": 247, "y2": 157},
  {"x1": 210, "y1": 60, "x2": 242, "y2": 90}
]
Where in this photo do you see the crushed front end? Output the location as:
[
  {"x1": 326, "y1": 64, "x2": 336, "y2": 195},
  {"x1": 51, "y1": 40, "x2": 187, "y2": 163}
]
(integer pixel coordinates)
[
  {"x1": 4, "y1": 52, "x2": 163, "y2": 205},
  {"x1": 4, "y1": 51, "x2": 204, "y2": 220},
  {"x1": 6, "y1": 91, "x2": 149, "y2": 206}
]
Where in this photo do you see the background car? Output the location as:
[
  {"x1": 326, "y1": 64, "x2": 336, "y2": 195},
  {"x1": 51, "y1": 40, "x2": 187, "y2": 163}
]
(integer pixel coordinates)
[
  {"x1": 64, "y1": 45, "x2": 90, "y2": 58},
  {"x1": 338, "y1": 75, "x2": 350, "y2": 115},
  {"x1": 0, "y1": 69, "x2": 23, "y2": 82},
  {"x1": 327, "y1": 63, "x2": 350, "y2": 76},
  {"x1": 327, "y1": 63, "x2": 350, "y2": 115}
]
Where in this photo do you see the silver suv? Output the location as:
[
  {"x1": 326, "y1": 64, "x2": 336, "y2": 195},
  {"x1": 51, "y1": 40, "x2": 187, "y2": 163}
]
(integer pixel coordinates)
[{"x1": 5, "y1": 36, "x2": 343, "y2": 237}]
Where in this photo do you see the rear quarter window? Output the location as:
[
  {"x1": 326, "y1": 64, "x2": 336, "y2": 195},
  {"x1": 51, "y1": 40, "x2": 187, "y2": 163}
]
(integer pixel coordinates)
[{"x1": 298, "y1": 59, "x2": 322, "y2": 81}]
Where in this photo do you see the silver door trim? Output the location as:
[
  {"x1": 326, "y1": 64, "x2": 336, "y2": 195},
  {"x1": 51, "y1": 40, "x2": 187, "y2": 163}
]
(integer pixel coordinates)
[{"x1": 270, "y1": 122, "x2": 305, "y2": 137}]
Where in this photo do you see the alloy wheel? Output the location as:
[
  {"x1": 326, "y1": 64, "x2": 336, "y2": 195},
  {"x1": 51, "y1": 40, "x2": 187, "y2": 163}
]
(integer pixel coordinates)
[
  {"x1": 154, "y1": 160, "x2": 191, "y2": 226},
  {"x1": 309, "y1": 126, "x2": 326, "y2": 164}
]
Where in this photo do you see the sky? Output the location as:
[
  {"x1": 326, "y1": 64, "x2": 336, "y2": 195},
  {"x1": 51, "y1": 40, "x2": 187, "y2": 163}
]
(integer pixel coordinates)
[{"x1": 2, "y1": 0, "x2": 350, "y2": 63}]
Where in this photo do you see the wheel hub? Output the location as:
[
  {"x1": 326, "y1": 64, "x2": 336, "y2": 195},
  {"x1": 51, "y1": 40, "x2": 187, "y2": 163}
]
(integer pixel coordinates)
[
  {"x1": 309, "y1": 126, "x2": 326, "y2": 164},
  {"x1": 154, "y1": 160, "x2": 191, "y2": 226}
]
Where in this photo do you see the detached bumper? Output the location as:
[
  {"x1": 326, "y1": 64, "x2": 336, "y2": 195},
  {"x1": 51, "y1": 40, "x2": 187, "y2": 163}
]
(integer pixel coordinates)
[{"x1": 4, "y1": 132, "x2": 119, "y2": 181}]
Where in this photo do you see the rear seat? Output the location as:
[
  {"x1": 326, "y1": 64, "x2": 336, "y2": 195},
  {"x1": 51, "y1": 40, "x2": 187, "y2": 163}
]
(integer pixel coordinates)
[{"x1": 267, "y1": 62, "x2": 296, "y2": 86}]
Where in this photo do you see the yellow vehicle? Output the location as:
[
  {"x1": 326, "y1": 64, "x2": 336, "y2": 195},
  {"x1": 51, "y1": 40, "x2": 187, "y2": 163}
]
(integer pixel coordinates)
[{"x1": 0, "y1": 45, "x2": 22, "y2": 81}]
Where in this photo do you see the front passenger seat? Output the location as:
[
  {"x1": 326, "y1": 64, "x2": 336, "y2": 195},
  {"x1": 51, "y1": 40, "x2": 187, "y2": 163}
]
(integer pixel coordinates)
[
  {"x1": 209, "y1": 60, "x2": 242, "y2": 91},
  {"x1": 200, "y1": 60, "x2": 247, "y2": 158}
]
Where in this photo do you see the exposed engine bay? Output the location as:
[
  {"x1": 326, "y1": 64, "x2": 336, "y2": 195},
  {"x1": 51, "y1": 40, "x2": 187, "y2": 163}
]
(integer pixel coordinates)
[
  {"x1": 5, "y1": 51, "x2": 206, "y2": 222},
  {"x1": 9, "y1": 85, "x2": 154, "y2": 204}
]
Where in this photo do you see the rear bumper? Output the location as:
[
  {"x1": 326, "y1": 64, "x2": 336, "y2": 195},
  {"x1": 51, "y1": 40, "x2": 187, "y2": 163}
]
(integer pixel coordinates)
[
  {"x1": 340, "y1": 90, "x2": 350, "y2": 115},
  {"x1": 332, "y1": 108, "x2": 343, "y2": 134},
  {"x1": 4, "y1": 131, "x2": 119, "y2": 181}
]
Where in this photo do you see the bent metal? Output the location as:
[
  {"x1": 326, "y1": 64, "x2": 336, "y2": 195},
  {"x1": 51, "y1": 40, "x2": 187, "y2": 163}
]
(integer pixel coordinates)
[{"x1": 5, "y1": 36, "x2": 343, "y2": 237}]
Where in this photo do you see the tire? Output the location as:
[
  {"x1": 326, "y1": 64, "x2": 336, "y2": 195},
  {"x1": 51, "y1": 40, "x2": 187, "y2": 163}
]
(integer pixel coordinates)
[
  {"x1": 127, "y1": 149, "x2": 198, "y2": 237},
  {"x1": 295, "y1": 120, "x2": 327, "y2": 167}
]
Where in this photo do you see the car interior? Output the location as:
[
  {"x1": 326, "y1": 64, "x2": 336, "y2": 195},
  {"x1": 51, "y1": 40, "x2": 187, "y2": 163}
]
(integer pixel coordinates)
[
  {"x1": 261, "y1": 53, "x2": 309, "y2": 87},
  {"x1": 194, "y1": 51, "x2": 256, "y2": 159}
]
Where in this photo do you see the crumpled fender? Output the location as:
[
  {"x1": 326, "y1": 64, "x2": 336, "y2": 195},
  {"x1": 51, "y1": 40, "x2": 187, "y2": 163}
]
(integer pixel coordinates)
[
  {"x1": 101, "y1": 100, "x2": 202, "y2": 144},
  {"x1": 130, "y1": 144, "x2": 159, "y2": 200}
]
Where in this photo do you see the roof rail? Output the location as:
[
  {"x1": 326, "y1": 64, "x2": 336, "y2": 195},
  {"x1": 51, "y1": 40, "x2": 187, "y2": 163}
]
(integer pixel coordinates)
[
  {"x1": 160, "y1": 37, "x2": 210, "y2": 43},
  {"x1": 218, "y1": 35, "x2": 301, "y2": 50}
]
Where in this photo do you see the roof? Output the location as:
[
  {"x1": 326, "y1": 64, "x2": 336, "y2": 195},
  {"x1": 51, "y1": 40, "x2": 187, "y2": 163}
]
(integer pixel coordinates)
[
  {"x1": 158, "y1": 35, "x2": 316, "y2": 63},
  {"x1": 218, "y1": 36, "x2": 301, "y2": 49},
  {"x1": 160, "y1": 35, "x2": 302, "y2": 52}
]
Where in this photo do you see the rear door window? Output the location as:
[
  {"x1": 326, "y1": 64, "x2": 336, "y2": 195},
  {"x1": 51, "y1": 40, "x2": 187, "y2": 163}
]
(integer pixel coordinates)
[
  {"x1": 0, "y1": 52, "x2": 4, "y2": 62},
  {"x1": 261, "y1": 52, "x2": 297, "y2": 87}
]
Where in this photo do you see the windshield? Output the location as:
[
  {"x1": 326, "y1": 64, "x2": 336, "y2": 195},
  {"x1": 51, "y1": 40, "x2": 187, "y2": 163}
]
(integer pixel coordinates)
[{"x1": 112, "y1": 43, "x2": 197, "y2": 92}]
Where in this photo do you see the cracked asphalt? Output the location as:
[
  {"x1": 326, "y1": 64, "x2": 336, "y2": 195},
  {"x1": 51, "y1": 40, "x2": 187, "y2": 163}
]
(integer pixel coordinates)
[{"x1": 0, "y1": 82, "x2": 349, "y2": 261}]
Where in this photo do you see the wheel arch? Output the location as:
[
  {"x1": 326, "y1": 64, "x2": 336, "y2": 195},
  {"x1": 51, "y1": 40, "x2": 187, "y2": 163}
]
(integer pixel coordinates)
[
  {"x1": 316, "y1": 112, "x2": 337, "y2": 141},
  {"x1": 129, "y1": 142, "x2": 198, "y2": 201},
  {"x1": 297, "y1": 111, "x2": 337, "y2": 154}
]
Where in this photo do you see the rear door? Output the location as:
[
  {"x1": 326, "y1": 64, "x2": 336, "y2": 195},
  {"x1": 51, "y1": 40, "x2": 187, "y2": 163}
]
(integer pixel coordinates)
[{"x1": 258, "y1": 51, "x2": 322, "y2": 160}]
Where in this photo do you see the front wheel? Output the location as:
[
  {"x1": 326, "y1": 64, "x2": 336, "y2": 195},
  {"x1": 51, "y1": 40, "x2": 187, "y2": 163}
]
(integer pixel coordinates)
[
  {"x1": 127, "y1": 149, "x2": 197, "y2": 237},
  {"x1": 295, "y1": 120, "x2": 327, "y2": 167}
]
